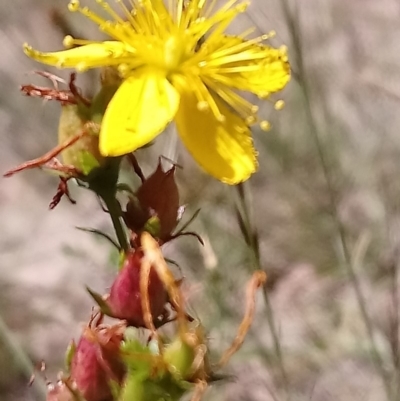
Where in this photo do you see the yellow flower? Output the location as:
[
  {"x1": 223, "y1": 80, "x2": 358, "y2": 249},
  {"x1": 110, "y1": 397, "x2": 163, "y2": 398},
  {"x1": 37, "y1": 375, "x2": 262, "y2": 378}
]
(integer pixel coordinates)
[{"x1": 24, "y1": 0, "x2": 290, "y2": 184}]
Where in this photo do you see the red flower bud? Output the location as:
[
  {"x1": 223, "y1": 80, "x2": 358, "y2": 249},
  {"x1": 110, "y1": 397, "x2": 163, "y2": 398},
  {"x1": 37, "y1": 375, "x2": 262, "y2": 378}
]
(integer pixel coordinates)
[
  {"x1": 107, "y1": 250, "x2": 168, "y2": 327},
  {"x1": 69, "y1": 321, "x2": 125, "y2": 401},
  {"x1": 124, "y1": 162, "x2": 179, "y2": 241}
]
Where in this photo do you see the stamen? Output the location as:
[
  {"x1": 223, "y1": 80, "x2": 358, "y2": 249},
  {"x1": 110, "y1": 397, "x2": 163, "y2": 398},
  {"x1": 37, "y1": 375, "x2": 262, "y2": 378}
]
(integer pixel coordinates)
[
  {"x1": 63, "y1": 36, "x2": 100, "y2": 48},
  {"x1": 63, "y1": 35, "x2": 75, "y2": 48},
  {"x1": 279, "y1": 45, "x2": 289, "y2": 62},
  {"x1": 96, "y1": 0, "x2": 125, "y2": 25},
  {"x1": 201, "y1": 3, "x2": 247, "y2": 46},
  {"x1": 190, "y1": 77, "x2": 225, "y2": 121},
  {"x1": 258, "y1": 91, "x2": 270, "y2": 99},
  {"x1": 118, "y1": 63, "x2": 131, "y2": 75},
  {"x1": 209, "y1": 65, "x2": 264, "y2": 73},
  {"x1": 68, "y1": 0, "x2": 80, "y2": 12},
  {"x1": 260, "y1": 121, "x2": 271, "y2": 131},
  {"x1": 179, "y1": 0, "x2": 198, "y2": 30},
  {"x1": 76, "y1": 62, "x2": 89, "y2": 72},
  {"x1": 115, "y1": 0, "x2": 142, "y2": 32},
  {"x1": 203, "y1": 0, "x2": 232, "y2": 19},
  {"x1": 245, "y1": 116, "x2": 256, "y2": 125},
  {"x1": 274, "y1": 100, "x2": 285, "y2": 110},
  {"x1": 197, "y1": 101, "x2": 209, "y2": 111},
  {"x1": 176, "y1": 0, "x2": 184, "y2": 25},
  {"x1": 79, "y1": 6, "x2": 108, "y2": 29},
  {"x1": 266, "y1": 30, "x2": 276, "y2": 39},
  {"x1": 197, "y1": 39, "x2": 269, "y2": 68},
  {"x1": 204, "y1": 76, "x2": 258, "y2": 118},
  {"x1": 238, "y1": 27, "x2": 256, "y2": 40}
]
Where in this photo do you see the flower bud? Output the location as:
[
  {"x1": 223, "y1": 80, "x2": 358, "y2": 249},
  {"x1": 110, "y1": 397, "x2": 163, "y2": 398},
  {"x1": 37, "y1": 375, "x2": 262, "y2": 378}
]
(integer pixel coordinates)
[
  {"x1": 107, "y1": 250, "x2": 168, "y2": 327},
  {"x1": 163, "y1": 323, "x2": 211, "y2": 382},
  {"x1": 58, "y1": 104, "x2": 105, "y2": 175},
  {"x1": 69, "y1": 321, "x2": 125, "y2": 401},
  {"x1": 124, "y1": 162, "x2": 179, "y2": 241},
  {"x1": 118, "y1": 374, "x2": 145, "y2": 401},
  {"x1": 163, "y1": 336, "x2": 195, "y2": 380}
]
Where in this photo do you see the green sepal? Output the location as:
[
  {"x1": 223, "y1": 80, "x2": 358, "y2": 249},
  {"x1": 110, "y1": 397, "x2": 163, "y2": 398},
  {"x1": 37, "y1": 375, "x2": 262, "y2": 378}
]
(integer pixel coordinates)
[
  {"x1": 119, "y1": 372, "x2": 187, "y2": 401},
  {"x1": 144, "y1": 216, "x2": 161, "y2": 238},
  {"x1": 163, "y1": 338, "x2": 195, "y2": 381},
  {"x1": 86, "y1": 286, "x2": 113, "y2": 316},
  {"x1": 118, "y1": 250, "x2": 126, "y2": 271},
  {"x1": 121, "y1": 338, "x2": 164, "y2": 378},
  {"x1": 64, "y1": 340, "x2": 76, "y2": 372},
  {"x1": 109, "y1": 378, "x2": 122, "y2": 401},
  {"x1": 89, "y1": 82, "x2": 120, "y2": 124},
  {"x1": 78, "y1": 150, "x2": 101, "y2": 176},
  {"x1": 119, "y1": 373, "x2": 146, "y2": 401}
]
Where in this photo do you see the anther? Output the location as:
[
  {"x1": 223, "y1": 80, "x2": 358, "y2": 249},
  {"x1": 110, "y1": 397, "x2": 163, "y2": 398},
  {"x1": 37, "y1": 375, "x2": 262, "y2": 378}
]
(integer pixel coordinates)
[
  {"x1": 63, "y1": 35, "x2": 75, "y2": 48},
  {"x1": 118, "y1": 63, "x2": 130, "y2": 76},
  {"x1": 274, "y1": 100, "x2": 285, "y2": 110},
  {"x1": 68, "y1": 0, "x2": 80, "y2": 12},
  {"x1": 259, "y1": 91, "x2": 270, "y2": 99},
  {"x1": 261, "y1": 31, "x2": 276, "y2": 41},
  {"x1": 279, "y1": 45, "x2": 288, "y2": 56},
  {"x1": 245, "y1": 116, "x2": 256, "y2": 125},
  {"x1": 237, "y1": 3, "x2": 249, "y2": 13},
  {"x1": 260, "y1": 121, "x2": 271, "y2": 131},
  {"x1": 23, "y1": 43, "x2": 32, "y2": 53},
  {"x1": 76, "y1": 62, "x2": 88, "y2": 72},
  {"x1": 197, "y1": 101, "x2": 209, "y2": 111}
]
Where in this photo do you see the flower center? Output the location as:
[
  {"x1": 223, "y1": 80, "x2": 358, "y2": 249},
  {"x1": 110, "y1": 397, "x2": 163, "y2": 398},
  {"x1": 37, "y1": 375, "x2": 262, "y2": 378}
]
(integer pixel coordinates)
[{"x1": 152, "y1": 35, "x2": 186, "y2": 74}]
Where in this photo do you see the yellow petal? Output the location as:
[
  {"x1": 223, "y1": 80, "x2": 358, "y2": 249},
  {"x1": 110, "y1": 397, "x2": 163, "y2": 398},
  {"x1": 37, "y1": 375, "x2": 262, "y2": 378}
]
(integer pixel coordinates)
[
  {"x1": 99, "y1": 69, "x2": 180, "y2": 156},
  {"x1": 239, "y1": 46, "x2": 291, "y2": 95},
  {"x1": 23, "y1": 42, "x2": 130, "y2": 71},
  {"x1": 206, "y1": 36, "x2": 290, "y2": 96},
  {"x1": 174, "y1": 90, "x2": 257, "y2": 184}
]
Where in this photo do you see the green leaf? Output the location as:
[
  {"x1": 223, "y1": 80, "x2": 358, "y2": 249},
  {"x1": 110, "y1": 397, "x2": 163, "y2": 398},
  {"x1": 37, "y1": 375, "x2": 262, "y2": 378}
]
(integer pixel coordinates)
[{"x1": 76, "y1": 226, "x2": 120, "y2": 249}]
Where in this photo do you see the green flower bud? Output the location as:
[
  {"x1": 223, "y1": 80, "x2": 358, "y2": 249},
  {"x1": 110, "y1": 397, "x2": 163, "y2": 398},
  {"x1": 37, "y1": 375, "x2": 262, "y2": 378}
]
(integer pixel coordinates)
[
  {"x1": 163, "y1": 336, "x2": 195, "y2": 381},
  {"x1": 58, "y1": 104, "x2": 104, "y2": 175}
]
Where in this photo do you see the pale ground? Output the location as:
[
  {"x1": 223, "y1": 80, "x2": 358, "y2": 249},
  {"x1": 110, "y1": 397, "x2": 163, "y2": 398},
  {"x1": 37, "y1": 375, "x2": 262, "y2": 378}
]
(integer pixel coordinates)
[{"x1": 2, "y1": 0, "x2": 400, "y2": 400}]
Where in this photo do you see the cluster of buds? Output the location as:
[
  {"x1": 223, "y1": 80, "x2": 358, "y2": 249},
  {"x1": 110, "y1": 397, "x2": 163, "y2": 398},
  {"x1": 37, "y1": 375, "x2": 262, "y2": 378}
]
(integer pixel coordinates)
[
  {"x1": 37, "y1": 232, "x2": 266, "y2": 401},
  {"x1": 5, "y1": 70, "x2": 267, "y2": 401}
]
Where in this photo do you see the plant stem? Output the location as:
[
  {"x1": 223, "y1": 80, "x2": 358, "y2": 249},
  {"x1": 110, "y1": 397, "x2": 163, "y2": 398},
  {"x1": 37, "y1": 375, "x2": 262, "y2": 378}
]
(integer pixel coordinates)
[
  {"x1": 0, "y1": 314, "x2": 47, "y2": 400},
  {"x1": 235, "y1": 183, "x2": 289, "y2": 398},
  {"x1": 100, "y1": 191, "x2": 129, "y2": 253},
  {"x1": 279, "y1": 0, "x2": 391, "y2": 397}
]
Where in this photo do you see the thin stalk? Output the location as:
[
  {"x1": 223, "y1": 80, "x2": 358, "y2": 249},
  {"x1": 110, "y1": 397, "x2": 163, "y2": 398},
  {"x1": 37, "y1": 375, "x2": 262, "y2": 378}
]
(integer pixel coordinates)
[
  {"x1": 100, "y1": 192, "x2": 129, "y2": 253},
  {"x1": 235, "y1": 183, "x2": 289, "y2": 397},
  {"x1": 391, "y1": 260, "x2": 399, "y2": 376},
  {"x1": 0, "y1": 314, "x2": 47, "y2": 400},
  {"x1": 279, "y1": 0, "x2": 391, "y2": 397},
  {"x1": 381, "y1": 185, "x2": 400, "y2": 393}
]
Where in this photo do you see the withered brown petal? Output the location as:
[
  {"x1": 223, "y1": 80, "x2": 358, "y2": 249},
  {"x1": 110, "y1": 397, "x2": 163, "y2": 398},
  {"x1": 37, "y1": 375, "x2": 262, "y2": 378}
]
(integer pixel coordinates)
[{"x1": 136, "y1": 161, "x2": 179, "y2": 239}]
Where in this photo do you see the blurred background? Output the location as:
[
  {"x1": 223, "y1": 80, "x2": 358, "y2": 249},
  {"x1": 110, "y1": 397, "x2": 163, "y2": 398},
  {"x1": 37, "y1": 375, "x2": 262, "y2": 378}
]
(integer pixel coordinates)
[{"x1": 2, "y1": 0, "x2": 400, "y2": 400}]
